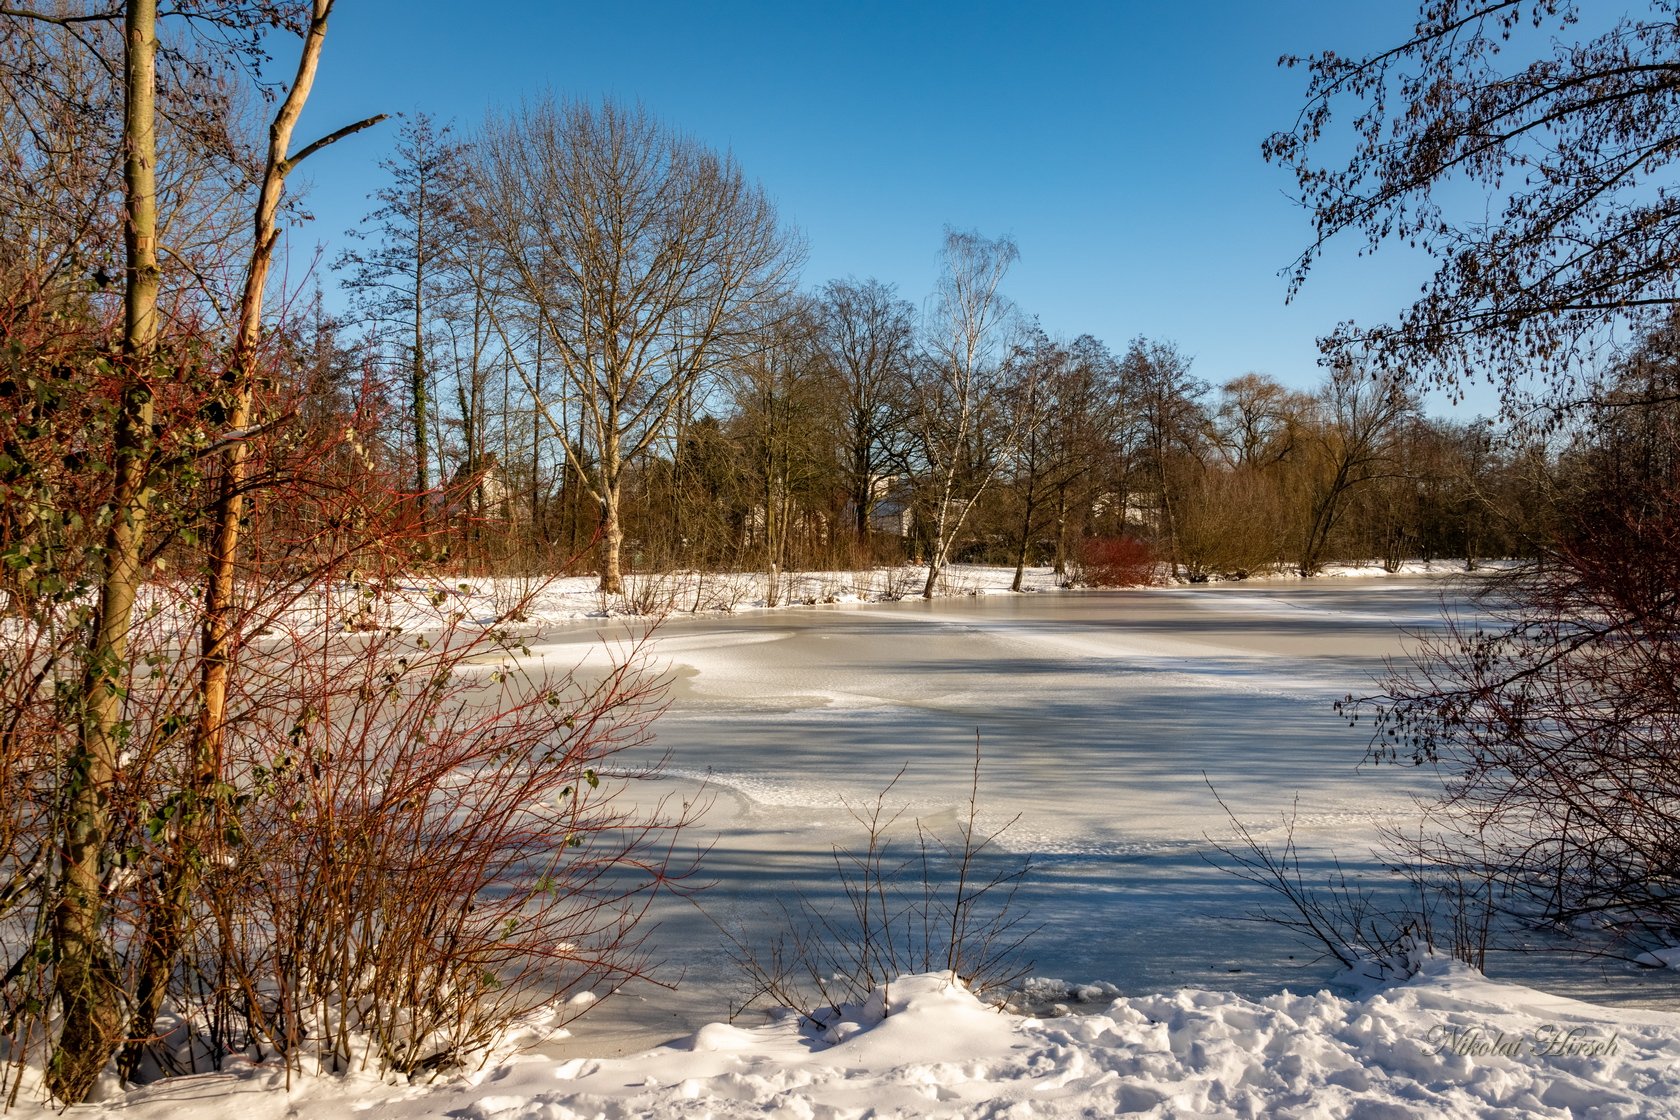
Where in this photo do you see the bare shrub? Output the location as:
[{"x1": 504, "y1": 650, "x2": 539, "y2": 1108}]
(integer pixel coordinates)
[
  {"x1": 1071, "y1": 537, "x2": 1160, "y2": 588},
  {"x1": 138, "y1": 592, "x2": 689, "y2": 1079},
  {"x1": 613, "y1": 570, "x2": 683, "y2": 617},
  {"x1": 0, "y1": 556, "x2": 688, "y2": 1094},
  {"x1": 1339, "y1": 362, "x2": 1680, "y2": 960},
  {"x1": 697, "y1": 571, "x2": 755, "y2": 613},
  {"x1": 869, "y1": 565, "x2": 917, "y2": 601},
  {"x1": 1176, "y1": 467, "x2": 1283, "y2": 581},
  {"x1": 1206, "y1": 790, "x2": 1497, "y2": 980},
  {"x1": 1207, "y1": 793, "x2": 1422, "y2": 980},
  {"x1": 729, "y1": 745, "x2": 1036, "y2": 1027}
]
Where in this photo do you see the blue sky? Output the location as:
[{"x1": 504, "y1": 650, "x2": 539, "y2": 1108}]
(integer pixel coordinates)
[{"x1": 288, "y1": 2, "x2": 1477, "y2": 411}]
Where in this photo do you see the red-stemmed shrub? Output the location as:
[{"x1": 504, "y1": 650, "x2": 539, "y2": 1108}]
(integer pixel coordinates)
[{"x1": 1071, "y1": 537, "x2": 1161, "y2": 587}]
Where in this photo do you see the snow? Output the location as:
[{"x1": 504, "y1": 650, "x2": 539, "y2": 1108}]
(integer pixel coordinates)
[
  {"x1": 1636, "y1": 947, "x2": 1680, "y2": 971},
  {"x1": 237, "y1": 558, "x2": 1504, "y2": 637},
  {"x1": 63, "y1": 965, "x2": 1680, "y2": 1119},
  {"x1": 26, "y1": 562, "x2": 1680, "y2": 1117}
]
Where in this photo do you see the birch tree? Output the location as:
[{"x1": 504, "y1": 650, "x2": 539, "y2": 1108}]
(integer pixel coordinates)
[
  {"x1": 0, "y1": 1, "x2": 379, "y2": 1098},
  {"x1": 911, "y1": 229, "x2": 1019, "y2": 599}
]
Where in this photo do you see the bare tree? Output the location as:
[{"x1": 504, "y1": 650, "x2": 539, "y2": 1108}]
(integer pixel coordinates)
[
  {"x1": 731, "y1": 298, "x2": 833, "y2": 601},
  {"x1": 1294, "y1": 364, "x2": 1415, "y2": 575},
  {"x1": 999, "y1": 329, "x2": 1124, "y2": 591},
  {"x1": 1267, "y1": 1, "x2": 1680, "y2": 413},
  {"x1": 1119, "y1": 338, "x2": 1209, "y2": 576},
  {"x1": 339, "y1": 112, "x2": 466, "y2": 514},
  {"x1": 127, "y1": 0, "x2": 383, "y2": 1076},
  {"x1": 474, "y1": 97, "x2": 800, "y2": 593},
  {"x1": 0, "y1": 0, "x2": 348, "y2": 1101},
  {"x1": 43, "y1": 2, "x2": 170, "y2": 1096},
  {"x1": 1211, "y1": 373, "x2": 1306, "y2": 471},
  {"x1": 1344, "y1": 329, "x2": 1680, "y2": 949},
  {"x1": 816, "y1": 277, "x2": 915, "y2": 551},
  {"x1": 1043, "y1": 335, "x2": 1125, "y2": 575},
  {"x1": 910, "y1": 229, "x2": 1020, "y2": 598}
]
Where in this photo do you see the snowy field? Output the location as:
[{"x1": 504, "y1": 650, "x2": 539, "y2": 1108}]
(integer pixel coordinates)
[{"x1": 38, "y1": 564, "x2": 1680, "y2": 1118}]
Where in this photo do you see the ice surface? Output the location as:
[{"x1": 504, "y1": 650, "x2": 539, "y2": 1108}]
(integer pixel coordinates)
[
  {"x1": 499, "y1": 575, "x2": 1659, "y2": 1056},
  {"x1": 39, "y1": 569, "x2": 1680, "y2": 1119}
]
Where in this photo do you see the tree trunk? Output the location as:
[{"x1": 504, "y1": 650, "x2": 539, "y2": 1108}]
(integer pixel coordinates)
[
  {"x1": 921, "y1": 500, "x2": 948, "y2": 599},
  {"x1": 1052, "y1": 485, "x2": 1069, "y2": 576},
  {"x1": 600, "y1": 500, "x2": 624, "y2": 593},
  {"x1": 530, "y1": 332, "x2": 543, "y2": 534},
  {"x1": 1011, "y1": 479, "x2": 1038, "y2": 592},
  {"x1": 123, "y1": 2, "x2": 372, "y2": 1076},
  {"x1": 411, "y1": 179, "x2": 430, "y2": 519},
  {"x1": 48, "y1": 0, "x2": 160, "y2": 1100},
  {"x1": 599, "y1": 453, "x2": 624, "y2": 594}
]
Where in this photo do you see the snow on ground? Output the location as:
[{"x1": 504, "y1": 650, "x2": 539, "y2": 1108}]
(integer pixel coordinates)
[
  {"x1": 304, "y1": 558, "x2": 1495, "y2": 635},
  {"x1": 67, "y1": 964, "x2": 1680, "y2": 1119},
  {"x1": 0, "y1": 558, "x2": 1503, "y2": 645},
  {"x1": 324, "y1": 564, "x2": 1069, "y2": 633}
]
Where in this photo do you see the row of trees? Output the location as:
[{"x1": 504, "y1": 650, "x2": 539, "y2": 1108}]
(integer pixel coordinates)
[{"x1": 332, "y1": 106, "x2": 1550, "y2": 597}]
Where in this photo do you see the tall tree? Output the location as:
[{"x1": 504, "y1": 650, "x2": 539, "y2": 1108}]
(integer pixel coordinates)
[
  {"x1": 1295, "y1": 363, "x2": 1415, "y2": 574},
  {"x1": 816, "y1": 277, "x2": 915, "y2": 549},
  {"x1": 1000, "y1": 328, "x2": 1127, "y2": 591},
  {"x1": 1, "y1": 2, "x2": 378, "y2": 1099},
  {"x1": 1210, "y1": 373, "x2": 1305, "y2": 471},
  {"x1": 1119, "y1": 338, "x2": 1209, "y2": 575},
  {"x1": 0, "y1": 0, "x2": 292, "y2": 1100},
  {"x1": 731, "y1": 298, "x2": 832, "y2": 601},
  {"x1": 339, "y1": 112, "x2": 466, "y2": 512},
  {"x1": 909, "y1": 229, "x2": 1020, "y2": 598},
  {"x1": 474, "y1": 97, "x2": 799, "y2": 593},
  {"x1": 129, "y1": 0, "x2": 381, "y2": 1073},
  {"x1": 49, "y1": 2, "x2": 165, "y2": 1095}
]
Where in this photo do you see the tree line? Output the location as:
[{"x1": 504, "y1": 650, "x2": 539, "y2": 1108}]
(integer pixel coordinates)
[{"x1": 317, "y1": 104, "x2": 1552, "y2": 599}]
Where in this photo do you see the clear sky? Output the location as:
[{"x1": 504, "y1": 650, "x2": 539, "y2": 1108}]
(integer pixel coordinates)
[{"x1": 286, "y1": 2, "x2": 1478, "y2": 411}]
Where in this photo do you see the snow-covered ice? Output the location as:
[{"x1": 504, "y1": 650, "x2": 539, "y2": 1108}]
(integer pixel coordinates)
[{"x1": 28, "y1": 563, "x2": 1680, "y2": 1118}]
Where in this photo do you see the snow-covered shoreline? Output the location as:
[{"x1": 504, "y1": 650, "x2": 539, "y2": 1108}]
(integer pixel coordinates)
[{"x1": 329, "y1": 557, "x2": 1507, "y2": 635}]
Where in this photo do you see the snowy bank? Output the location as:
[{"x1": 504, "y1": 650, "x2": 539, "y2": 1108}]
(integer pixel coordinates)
[
  {"x1": 71, "y1": 963, "x2": 1680, "y2": 1119},
  {"x1": 292, "y1": 558, "x2": 1492, "y2": 635}
]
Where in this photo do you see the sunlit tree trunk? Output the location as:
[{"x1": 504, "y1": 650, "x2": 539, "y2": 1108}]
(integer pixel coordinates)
[
  {"x1": 124, "y1": 0, "x2": 381, "y2": 1074},
  {"x1": 48, "y1": 0, "x2": 159, "y2": 1098}
]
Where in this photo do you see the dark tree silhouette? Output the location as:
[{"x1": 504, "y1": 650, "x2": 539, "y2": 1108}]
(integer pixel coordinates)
[{"x1": 1267, "y1": 1, "x2": 1680, "y2": 414}]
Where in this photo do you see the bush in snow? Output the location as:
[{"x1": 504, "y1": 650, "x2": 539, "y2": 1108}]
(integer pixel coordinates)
[
  {"x1": 1342, "y1": 348, "x2": 1680, "y2": 967},
  {"x1": 1070, "y1": 537, "x2": 1160, "y2": 588},
  {"x1": 0, "y1": 571, "x2": 690, "y2": 1099},
  {"x1": 728, "y1": 745, "x2": 1036, "y2": 1028}
]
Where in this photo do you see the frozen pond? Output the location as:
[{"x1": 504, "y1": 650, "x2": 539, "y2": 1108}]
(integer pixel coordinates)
[{"x1": 523, "y1": 576, "x2": 1679, "y2": 1052}]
